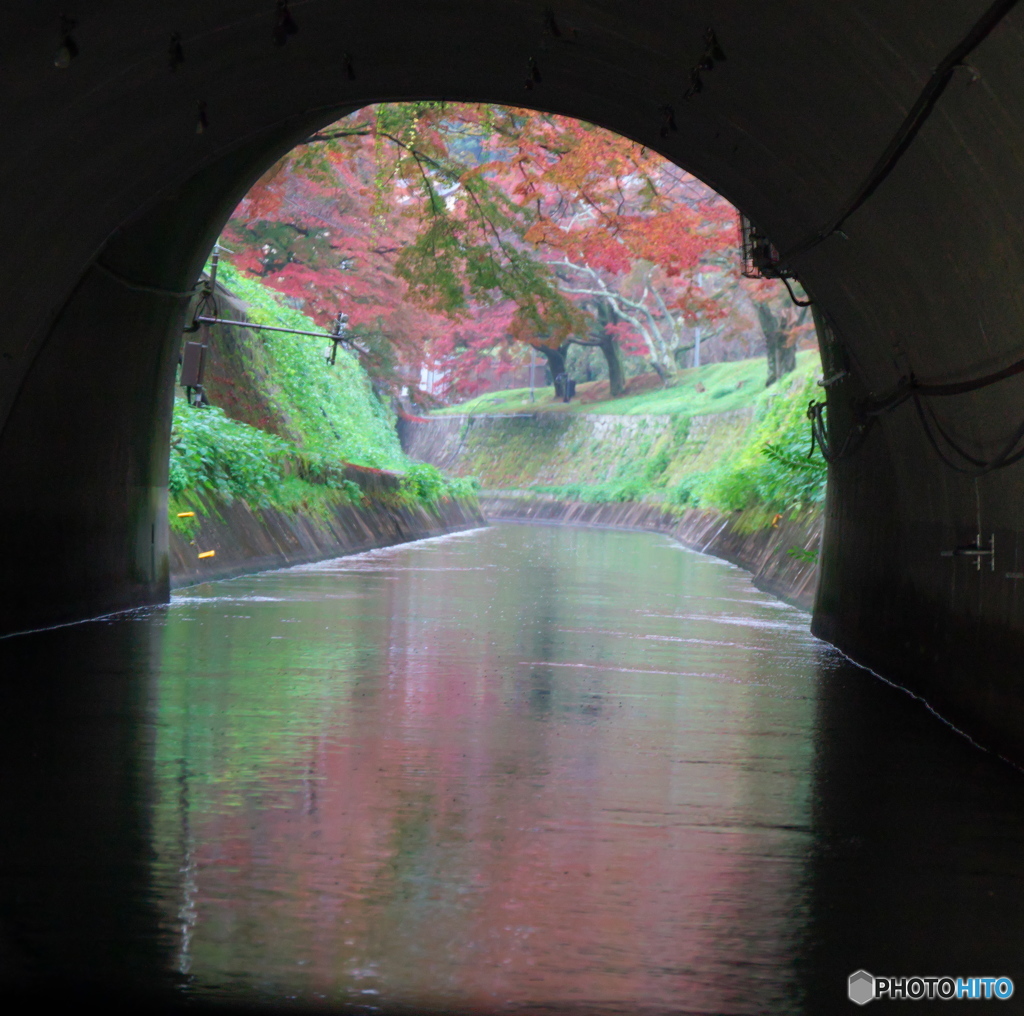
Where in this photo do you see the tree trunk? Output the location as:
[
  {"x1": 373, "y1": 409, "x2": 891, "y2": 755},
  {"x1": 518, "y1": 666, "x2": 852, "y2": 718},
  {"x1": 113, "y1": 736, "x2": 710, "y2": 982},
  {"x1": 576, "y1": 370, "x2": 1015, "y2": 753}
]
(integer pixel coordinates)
[
  {"x1": 600, "y1": 334, "x2": 626, "y2": 397},
  {"x1": 756, "y1": 302, "x2": 796, "y2": 387},
  {"x1": 649, "y1": 359, "x2": 680, "y2": 387},
  {"x1": 591, "y1": 303, "x2": 626, "y2": 397},
  {"x1": 774, "y1": 331, "x2": 797, "y2": 383},
  {"x1": 535, "y1": 343, "x2": 569, "y2": 391}
]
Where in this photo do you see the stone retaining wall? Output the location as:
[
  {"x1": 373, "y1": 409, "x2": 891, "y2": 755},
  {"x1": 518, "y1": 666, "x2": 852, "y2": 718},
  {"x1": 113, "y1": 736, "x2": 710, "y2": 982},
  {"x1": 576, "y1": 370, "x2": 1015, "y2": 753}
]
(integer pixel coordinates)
[{"x1": 401, "y1": 410, "x2": 755, "y2": 490}]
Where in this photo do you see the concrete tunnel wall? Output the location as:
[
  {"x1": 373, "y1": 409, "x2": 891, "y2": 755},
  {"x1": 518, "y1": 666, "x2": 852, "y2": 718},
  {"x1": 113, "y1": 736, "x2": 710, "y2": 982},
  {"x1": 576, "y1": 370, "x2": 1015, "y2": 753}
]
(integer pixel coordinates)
[{"x1": 3, "y1": 1, "x2": 1024, "y2": 758}]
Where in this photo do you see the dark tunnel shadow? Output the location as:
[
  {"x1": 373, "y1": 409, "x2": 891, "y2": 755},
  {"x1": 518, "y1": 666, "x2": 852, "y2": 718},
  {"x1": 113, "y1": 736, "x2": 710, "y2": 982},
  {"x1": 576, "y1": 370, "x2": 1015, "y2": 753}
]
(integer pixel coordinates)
[
  {"x1": 799, "y1": 650, "x2": 1024, "y2": 1012},
  {"x1": 0, "y1": 613, "x2": 179, "y2": 1005}
]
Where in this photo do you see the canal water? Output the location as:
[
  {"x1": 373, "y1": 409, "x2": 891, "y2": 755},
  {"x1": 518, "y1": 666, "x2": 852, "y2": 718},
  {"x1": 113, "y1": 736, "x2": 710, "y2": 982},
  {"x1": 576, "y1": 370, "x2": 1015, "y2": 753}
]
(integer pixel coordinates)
[{"x1": 3, "y1": 523, "x2": 1024, "y2": 1014}]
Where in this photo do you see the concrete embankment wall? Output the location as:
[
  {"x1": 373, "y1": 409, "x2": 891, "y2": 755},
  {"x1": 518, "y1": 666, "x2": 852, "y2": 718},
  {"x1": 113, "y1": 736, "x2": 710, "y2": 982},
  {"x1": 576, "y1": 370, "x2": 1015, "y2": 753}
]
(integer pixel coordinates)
[
  {"x1": 401, "y1": 410, "x2": 755, "y2": 489},
  {"x1": 171, "y1": 488, "x2": 484, "y2": 588},
  {"x1": 482, "y1": 494, "x2": 821, "y2": 611}
]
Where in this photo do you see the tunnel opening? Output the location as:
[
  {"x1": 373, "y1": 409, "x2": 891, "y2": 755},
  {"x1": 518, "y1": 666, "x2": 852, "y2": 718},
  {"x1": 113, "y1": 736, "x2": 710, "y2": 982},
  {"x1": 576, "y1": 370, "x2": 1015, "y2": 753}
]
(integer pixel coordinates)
[
  {"x1": 166, "y1": 99, "x2": 822, "y2": 554},
  {"x1": 157, "y1": 97, "x2": 823, "y2": 602}
]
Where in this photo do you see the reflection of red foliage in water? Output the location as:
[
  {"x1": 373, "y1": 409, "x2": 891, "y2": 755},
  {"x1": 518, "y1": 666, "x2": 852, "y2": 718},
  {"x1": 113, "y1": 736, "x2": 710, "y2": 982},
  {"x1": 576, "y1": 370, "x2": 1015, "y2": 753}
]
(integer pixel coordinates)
[{"x1": 159, "y1": 535, "x2": 802, "y2": 1011}]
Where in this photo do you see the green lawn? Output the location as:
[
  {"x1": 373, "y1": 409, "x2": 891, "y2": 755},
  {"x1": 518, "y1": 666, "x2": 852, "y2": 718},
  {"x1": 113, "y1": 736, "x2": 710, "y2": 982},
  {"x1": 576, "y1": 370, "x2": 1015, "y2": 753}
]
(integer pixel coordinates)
[{"x1": 435, "y1": 351, "x2": 822, "y2": 418}]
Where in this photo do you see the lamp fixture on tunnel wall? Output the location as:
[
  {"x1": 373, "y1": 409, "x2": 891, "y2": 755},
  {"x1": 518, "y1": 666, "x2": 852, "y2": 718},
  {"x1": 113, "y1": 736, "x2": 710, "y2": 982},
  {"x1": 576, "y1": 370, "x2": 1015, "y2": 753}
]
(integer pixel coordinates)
[
  {"x1": 739, "y1": 215, "x2": 792, "y2": 280},
  {"x1": 273, "y1": 1, "x2": 299, "y2": 46},
  {"x1": 739, "y1": 214, "x2": 812, "y2": 307},
  {"x1": 168, "y1": 33, "x2": 185, "y2": 72},
  {"x1": 180, "y1": 340, "x2": 209, "y2": 407},
  {"x1": 53, "y1": 16, "x2": 78, "y2": 69}
]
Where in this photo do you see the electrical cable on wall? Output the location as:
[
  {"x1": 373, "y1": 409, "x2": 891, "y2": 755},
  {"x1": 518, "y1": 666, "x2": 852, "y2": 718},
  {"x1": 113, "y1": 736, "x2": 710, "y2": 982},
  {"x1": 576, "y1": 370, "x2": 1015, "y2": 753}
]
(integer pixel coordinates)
[
  {"x1": 912, "y1": 395, "x2": 1024, "y2": 475},
  {"x1": 807, "y1": 400, "x2": 873, "y2": 464},
  {"x1": 810, "y1": 343, "x2": 1024, "y2": 471},
  {"x1": 93, "y1": 260, "x2": 197, "y2": 300},
  {"x1": 781, "y1": 277, "x2": 812, "y2": 307},
  {"x1": 782, "y1": 0, "x2": 1021, "y2": 265}
]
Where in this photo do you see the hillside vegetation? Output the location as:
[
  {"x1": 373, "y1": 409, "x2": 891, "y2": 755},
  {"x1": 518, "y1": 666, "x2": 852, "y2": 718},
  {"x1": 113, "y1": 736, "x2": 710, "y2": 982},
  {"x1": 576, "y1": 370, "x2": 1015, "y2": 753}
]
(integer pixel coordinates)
[
  {"x1": 432, "y1": 351, "x2": 826, "y2": 527},
  {"x1": 169, "y1": 267, "x2": 473, "y2": 532}
]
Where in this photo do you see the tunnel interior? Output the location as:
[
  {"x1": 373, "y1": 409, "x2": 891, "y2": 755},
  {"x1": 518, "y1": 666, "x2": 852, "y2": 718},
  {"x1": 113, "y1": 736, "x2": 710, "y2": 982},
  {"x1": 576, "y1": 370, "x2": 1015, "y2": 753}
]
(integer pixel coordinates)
[{"x1": 5, "y1": 1, "x2": 1024, "y2": 760}]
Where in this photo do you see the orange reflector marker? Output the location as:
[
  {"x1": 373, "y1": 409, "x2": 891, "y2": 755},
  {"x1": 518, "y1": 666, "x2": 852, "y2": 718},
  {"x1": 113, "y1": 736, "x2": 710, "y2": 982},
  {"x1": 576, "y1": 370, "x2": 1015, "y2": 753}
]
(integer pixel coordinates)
[
  {"x1": 198, "y1": 550, "x2": 216, "y2": 559},
  {"x1": 177, "y1": 511, "x2": 196, "y2": 518}
]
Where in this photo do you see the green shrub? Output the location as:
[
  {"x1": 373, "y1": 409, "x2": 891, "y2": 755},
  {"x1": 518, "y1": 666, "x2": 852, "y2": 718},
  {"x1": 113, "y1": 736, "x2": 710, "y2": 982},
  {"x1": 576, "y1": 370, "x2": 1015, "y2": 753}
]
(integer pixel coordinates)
[
  {"x1": 684, "y1": 374, "x2": 827, "y2": 514},
  {"x1": 667, "y1": 472, "x2": 706, "y2": 508},
  {"x1": 400, "y1": 462, "x2": 448, "y2": 503},
  {"x1": 643, "y1": 446, "x2": 672, "y2": 483},
  {"x1": 445, "y1": 475, "x2": 482, "y2": 499},
  {"x1": 400, "y1": 462, "x2": 481, "y2": 504},
  {"x1": 533, "y1": 477, "x2": 649, "y2": 504},
  {"x1": 787, "y1": 547, "x2": 819, "y2": 564},
  {"x1": 169, "y1": 402, "x2": 291, "y2": 504}
]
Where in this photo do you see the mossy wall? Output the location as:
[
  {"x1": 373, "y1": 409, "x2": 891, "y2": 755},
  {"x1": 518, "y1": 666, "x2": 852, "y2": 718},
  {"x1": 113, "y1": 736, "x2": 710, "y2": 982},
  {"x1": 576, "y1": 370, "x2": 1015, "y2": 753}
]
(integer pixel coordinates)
[
  {"x1": 403, "y1": 408, "x2": 756, "y2": 491},
  {"x1": 195, "y1": 288, "x2": 292, "y2": 437}
]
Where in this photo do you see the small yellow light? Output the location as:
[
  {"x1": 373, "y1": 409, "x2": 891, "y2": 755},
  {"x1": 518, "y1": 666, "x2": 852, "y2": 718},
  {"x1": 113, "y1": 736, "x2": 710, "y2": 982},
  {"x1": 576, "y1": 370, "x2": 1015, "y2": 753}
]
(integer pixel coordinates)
[
  {"x1": 177, "y1": 511, "x2": 196, "y2": 518},
  {"x1": 198, "y1": 550, "x2": 216, "y2": 559}
]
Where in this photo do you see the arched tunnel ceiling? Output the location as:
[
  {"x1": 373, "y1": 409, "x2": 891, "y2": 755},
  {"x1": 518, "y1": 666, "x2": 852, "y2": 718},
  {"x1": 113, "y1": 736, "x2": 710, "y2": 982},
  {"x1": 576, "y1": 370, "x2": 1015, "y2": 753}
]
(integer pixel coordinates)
[{"x1": 3, "y1": 0, "x2": 1022, "y2": 426}]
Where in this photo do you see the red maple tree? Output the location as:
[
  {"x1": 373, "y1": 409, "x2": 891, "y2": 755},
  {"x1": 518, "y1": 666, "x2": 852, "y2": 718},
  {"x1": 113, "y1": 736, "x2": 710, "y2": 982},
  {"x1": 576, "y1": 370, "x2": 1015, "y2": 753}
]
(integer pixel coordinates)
[{"x1": 223, "y1": 102, "x2": 804, "y2": 403}]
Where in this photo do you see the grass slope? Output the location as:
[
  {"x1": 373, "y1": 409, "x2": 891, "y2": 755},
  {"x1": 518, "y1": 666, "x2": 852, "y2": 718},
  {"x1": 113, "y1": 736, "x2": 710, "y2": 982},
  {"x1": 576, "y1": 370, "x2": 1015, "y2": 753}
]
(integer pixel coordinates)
[
  {"x1": 435, "y1": 351, "x2": 820, "y2": 418},
  {"x1": 214, "y1": 261, "x2": 406, "y2": 469},
  {"x1": 170, "y1": 267, "x2": 475, "y2": 530}
]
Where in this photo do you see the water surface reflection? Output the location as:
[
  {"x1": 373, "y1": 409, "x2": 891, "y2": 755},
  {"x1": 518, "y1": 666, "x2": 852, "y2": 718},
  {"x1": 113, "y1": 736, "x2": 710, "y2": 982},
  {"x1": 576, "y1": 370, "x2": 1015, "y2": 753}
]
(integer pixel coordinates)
[
  {"x1": 151, "y1": 526, "x2": 813, "y2": 1012},
  {"x1": 1, "y1": 524, "x2": 1024, "y2": 1013}
]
